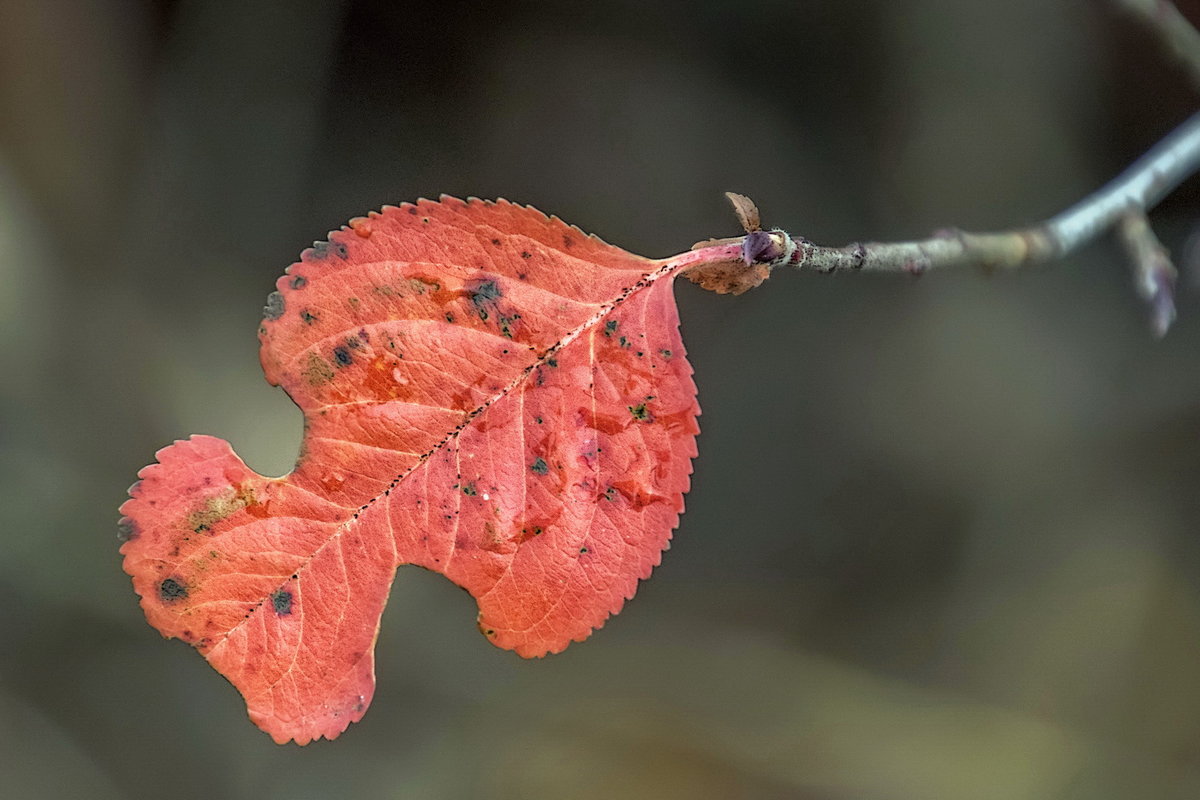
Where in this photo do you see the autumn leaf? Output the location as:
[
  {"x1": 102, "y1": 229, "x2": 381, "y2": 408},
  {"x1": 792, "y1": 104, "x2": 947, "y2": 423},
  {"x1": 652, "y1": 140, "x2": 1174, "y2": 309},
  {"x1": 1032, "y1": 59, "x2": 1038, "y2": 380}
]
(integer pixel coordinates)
[{"x1": 119, "y1": 196, "x2": 769, "y2": 744}]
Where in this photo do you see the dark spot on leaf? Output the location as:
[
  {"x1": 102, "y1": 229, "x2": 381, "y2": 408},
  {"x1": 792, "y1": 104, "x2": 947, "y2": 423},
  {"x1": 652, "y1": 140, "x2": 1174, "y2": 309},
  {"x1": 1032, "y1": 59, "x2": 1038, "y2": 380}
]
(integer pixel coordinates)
[
  {"x1": 628, "y1": 403, "x2": 653, "y2": 422},
  {"x1": 531, "y1": 458, "x2": 549, "y2": 475},
  {"x1": 290, "y1": 275, "x2": 307, "y2": 289},
  {"x1": 302, "y1": 352, "x2": 335, "y2": 385},
  {"x1": 579, "y1": 547, "x2": 589, "y2": 554},
  {"x1": 462, "y1": 482, "x2": 477, "y2": 496},
  {"x1": 308, "y1": 240, "x2": 350, "y2": 261},
  {"x1": 263, "y1": 292, "x2": 285, "y2": 320},
  {"x1": 563, "y1": 234, "x2": 574, "y2": 248},
  {"x1": 618, "y1": 336, "x2": 630, "y2": 348},
  {"x1": 271, "y1": 589, "x2": 293, "y2": 616},
  {"x1": 547, "y1": 358, "x2": 558, "y2": 367},
  {"x1": 345, "y1": 335, "x2": 362, "y2": 349},
  {"x1": 300, "y1": 309, "x2": 319, "y2": 325},
  {"x1": 491, "y1": 238, "x2": 501, "y2": 246},
  {"x1": 333, "y1": 346, "x2": 352, "y2": 367},
  {"x1": 659, "y1": 349, "x2": 673, "y2": 359},
  {"x1": 116, "y1": 516, "x2": 137, "y2": 542},
  {"x1": 498, "y1": 313, "x2": 518, "y2": 338},
  {"x1": 469, "y1": 279, "x2": 501, "y2": 306},
  {"x1": 409, "y1": 276, "x2": 440, "y2": 295},
  {"x1": 521, "y1": 251, "x2": 532, "y2": 259},
  {"x1": 159, "y1": 578, "x2": 187, "y2": 603},
  {"x1": 408, "y1": 206, "x2": 418, "y2": 215},
  {"x1": 604, "y1": 320, "x2": 618, "y2": 336},
  {"x1": 445, "y1": 313, "x2": 456, "y2": 322}
]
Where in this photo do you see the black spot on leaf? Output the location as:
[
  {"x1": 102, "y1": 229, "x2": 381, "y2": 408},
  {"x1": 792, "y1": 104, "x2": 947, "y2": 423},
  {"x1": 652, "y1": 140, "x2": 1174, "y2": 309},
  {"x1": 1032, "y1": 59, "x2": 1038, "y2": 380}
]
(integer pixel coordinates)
[
  {"x1": 468, "y1": 279, "x2": 502, "y2": 320},
  {"x1": 116, "y1": 516, "x2": 137, "y2": 542},
  {"x1": 263, "y1": 292, "x2": 285, "y2": 320},
  {"x1": 271, "y1": 589, "x2": 294, "y2": 616},
  {"x1": 628, "y1": 403, "x2": 653, "y2": 422},
  {"x1": 159, "y1": 578, "x2": 187, "y2": 603},
  {"x1": 333, "y1": 346, "x2": 353, "y2": 367},
  {"x1": 498, "y1": 313, "x2": 519, "y2": 338},
  {"x1": 308, "y1": 240, "x2": 349, "y2": 261}
]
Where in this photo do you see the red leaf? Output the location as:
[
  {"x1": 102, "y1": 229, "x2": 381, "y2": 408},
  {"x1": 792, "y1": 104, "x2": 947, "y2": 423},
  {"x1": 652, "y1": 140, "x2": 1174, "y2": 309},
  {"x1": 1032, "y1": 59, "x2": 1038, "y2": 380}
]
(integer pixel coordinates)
[{"x1": 119, "y1": 197, "x2": 752, "y2": 744}]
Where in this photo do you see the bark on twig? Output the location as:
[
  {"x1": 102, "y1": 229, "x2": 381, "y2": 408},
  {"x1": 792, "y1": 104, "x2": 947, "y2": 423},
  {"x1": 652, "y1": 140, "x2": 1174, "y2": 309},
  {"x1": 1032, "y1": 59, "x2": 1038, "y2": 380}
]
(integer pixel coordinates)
[
  {"x1": 696, "y1": 2, "x2": 1200, "y2": 332},
  {"x1": 1118, "y1": 211, "x2": 1179, "y2": 337},
  {"x1": 769, "y1": 112, "x2": 1200, "y2": 278}
]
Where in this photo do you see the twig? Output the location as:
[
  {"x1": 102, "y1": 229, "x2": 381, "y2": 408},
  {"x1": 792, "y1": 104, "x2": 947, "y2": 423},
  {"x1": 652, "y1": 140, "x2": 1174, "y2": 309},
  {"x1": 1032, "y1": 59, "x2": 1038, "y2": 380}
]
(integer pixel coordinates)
[
  {"x1": 761, "y1": 111, "x2": 1200, "y2": 278},
  {"x1": 1113, "y1": 0, "x2": 1200, "y2": 88},
  {"x1": 1118, "y1": 211, "x2": 1178, "y2": 337},
  {"x1": 694, "y1": 5, "x2": 1200, "y2": 323}
]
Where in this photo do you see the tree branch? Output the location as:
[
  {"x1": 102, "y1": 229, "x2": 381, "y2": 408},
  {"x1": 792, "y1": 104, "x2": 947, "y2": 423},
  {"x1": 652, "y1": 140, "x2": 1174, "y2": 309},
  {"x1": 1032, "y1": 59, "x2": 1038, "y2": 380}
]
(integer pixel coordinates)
[
  {"x1": 1118, "y1": 210, "x2": 1179, "y2": 337},
  {"x1": 770, "y1": 111, "x2": 1200, "y2": 277},
  {"x1": 690, "y1": 3, "x2": 1200, "y2": 328}
]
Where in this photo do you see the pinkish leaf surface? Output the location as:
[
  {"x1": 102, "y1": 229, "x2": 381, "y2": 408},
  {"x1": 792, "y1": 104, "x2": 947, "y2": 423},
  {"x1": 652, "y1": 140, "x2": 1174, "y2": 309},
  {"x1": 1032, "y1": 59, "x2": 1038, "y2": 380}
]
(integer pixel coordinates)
[{"x1": 120, "y1": 197, "x2": 752, "y2": 744}]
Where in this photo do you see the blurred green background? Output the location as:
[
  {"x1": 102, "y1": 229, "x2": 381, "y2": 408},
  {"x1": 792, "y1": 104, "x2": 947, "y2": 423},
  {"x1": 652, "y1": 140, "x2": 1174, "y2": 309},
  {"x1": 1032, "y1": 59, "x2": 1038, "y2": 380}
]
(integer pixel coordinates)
[{"x1": 3, "y1": 0, "x2": 1200, "y2": 797}]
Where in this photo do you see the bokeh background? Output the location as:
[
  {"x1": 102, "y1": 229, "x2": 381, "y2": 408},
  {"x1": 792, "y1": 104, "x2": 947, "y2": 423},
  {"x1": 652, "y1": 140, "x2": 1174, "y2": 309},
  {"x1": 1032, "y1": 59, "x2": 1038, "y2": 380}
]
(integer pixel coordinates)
[{"x1": 3, "y1": 0, "x2": 1200, "y2": 797}]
